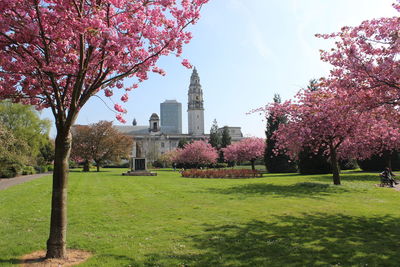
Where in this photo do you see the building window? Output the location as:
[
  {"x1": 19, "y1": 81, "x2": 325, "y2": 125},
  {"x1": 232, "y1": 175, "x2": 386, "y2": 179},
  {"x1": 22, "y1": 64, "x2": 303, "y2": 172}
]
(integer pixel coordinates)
[
  {"x1": 153, "y1": 122, "x2": 157, "y2": 131},
  {"x1": 197, "y1": 115, "x2": 199, "y2": 118},
  {"x1": 161, "y1": 142, "x2": 165, "y2": 148}
]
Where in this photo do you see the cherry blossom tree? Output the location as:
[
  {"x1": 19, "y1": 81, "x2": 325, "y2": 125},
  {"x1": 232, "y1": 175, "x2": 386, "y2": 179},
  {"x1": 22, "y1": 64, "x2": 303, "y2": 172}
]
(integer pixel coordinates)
[
  {"x1": 265, "y1": 84, "x2": 400, "y2": 185},
  {"x1": 174, "y1": 140, "x2": 218, "y2": 167},
  {"x1": 0, "y1": 0, "x2": 208, "y2": 258},
  {"x1": 223, "y1": 137, "x2": 265, "y2": 170},
  {"x1": 316, "y1": 2, "x2": 400, "y2": 111}
]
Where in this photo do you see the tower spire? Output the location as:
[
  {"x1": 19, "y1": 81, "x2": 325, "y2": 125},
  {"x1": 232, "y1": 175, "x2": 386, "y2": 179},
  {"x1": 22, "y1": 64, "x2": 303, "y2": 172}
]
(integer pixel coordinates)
[{"x1": 188, "y1": 67, "x2": 204, "y2": 135}]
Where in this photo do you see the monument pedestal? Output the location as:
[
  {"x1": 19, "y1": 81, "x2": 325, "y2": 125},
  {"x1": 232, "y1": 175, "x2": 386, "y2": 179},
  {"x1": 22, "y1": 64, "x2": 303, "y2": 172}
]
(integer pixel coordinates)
[{"x1": 122, "y1": 157, "x2": 157, "y2": 176}]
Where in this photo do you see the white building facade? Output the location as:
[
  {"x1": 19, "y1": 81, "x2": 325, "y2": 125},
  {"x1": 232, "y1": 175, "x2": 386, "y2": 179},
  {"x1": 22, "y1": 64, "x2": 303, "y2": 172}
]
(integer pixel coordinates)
[{"x1": 114, "y1": 68, "x2": 243, "y2": 162}]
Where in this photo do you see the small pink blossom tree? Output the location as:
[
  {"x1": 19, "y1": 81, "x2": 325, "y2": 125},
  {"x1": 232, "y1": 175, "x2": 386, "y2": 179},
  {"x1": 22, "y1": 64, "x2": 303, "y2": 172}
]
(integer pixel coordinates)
[
  {"x1": 223, "y1": 137, "x2": 265, "y2": 170},
  {"x1": 174, "y1": 140, "x2": 218, "y2": 168},
  {"x1": 0, "y1": 0, "x2": 208, "y2": 258}
]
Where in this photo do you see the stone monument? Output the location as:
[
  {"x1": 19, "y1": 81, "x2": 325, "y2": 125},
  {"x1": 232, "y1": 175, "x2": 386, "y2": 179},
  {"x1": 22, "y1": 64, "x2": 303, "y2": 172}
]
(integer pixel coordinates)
[{"x1": 123, "y1": 142, "x2": 157, "y2": 176}]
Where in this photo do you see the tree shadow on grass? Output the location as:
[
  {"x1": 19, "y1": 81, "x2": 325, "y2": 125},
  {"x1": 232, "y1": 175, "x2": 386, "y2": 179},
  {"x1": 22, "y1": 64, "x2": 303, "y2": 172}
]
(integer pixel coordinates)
[
  {"x1": 205, "y1": 182, "x2": 349, "y2": 199},
  {"x1": 308, "y1": 173, "x2": 380, "y2": 183},
  {"x1": 0, "y1": 258, "x2": 22, "y2": 265},
  {"x1": 145, "y1": 213, "x2": 400, "y2": 266}
]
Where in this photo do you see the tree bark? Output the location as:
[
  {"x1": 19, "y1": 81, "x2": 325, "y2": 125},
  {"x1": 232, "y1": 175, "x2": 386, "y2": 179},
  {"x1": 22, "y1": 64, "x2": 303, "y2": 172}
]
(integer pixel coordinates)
[
  {"x1": 384, "y1": 150, "x2": 392, "y2": 170},
  {"x1": 251, "y1": 160, "x2": 255, "y2": 171},
  {"x1": 83, "y1": 160, "x2": 90, "y2": 172},
  {"x1": 96, "y1": 162, "x2": 100, "y2": 172},
  {"x1": 46, "y1": 130, "x2": 72, "y2": 258},
  {"x1": 329, "y1": 145, "x2": 341, "y2": 185}
]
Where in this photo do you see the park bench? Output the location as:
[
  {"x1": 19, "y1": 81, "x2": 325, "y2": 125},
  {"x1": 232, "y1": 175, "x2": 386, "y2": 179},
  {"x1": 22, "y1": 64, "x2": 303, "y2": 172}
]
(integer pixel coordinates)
[
  {"x1": 379, "y1": 174, "x2": 398, "y2": 187},
  {"x1": 380, "y1": 175, "x2": 392, "y2": 187}
]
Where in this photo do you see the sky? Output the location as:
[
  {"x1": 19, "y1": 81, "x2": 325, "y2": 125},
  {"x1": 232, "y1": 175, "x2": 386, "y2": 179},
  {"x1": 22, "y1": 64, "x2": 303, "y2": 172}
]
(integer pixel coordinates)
[{"x1": 40, "y1": 0, "x2": 399, "y2": 138}]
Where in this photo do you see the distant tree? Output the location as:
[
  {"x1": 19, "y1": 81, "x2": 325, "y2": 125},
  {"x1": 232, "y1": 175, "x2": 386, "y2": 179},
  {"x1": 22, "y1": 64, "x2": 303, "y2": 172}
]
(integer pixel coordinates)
[
  {"x1": 38, "y1": 138, "x2": 55, "y2": 166},
  {"x1": 0, "y1": 101, "x2": 51, "y2": 166},
  {"x1": 221, "y1": 126, "x2": 232, "y2": 148},
  {"x1": 209, "y1": 119, "x2": 221, "y2": 148},
  {"x1": 223, "y1": 138, "x2": 265, "y2": 170},
  {"x1": 0, "y1": 123, "x2": 29, "y2": 177},
  {"x1": 174, "y1": 140, "x2": 218, "y2": 168},
  {"x1": 219, "y1": 126, "x2": 232, "y2": 162},
  {"x1": 159, "y1": 150, "x2": 179, "y2": 168},
  {"x1": 178, "y1": 139, "x2": 189, "y2": 149},
  {"x1": 72, "y1": 121, "x2": 133, "y2": 172},
  {"x1": 265, "y1": 94, "x2": 297, "y2": 173}
]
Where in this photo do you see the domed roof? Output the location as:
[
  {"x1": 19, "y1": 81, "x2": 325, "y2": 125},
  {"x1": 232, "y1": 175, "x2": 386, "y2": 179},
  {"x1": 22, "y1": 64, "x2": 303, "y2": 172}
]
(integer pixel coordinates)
[{"x1": 149, "y1": 113, "x2": 159, "y2": 120}]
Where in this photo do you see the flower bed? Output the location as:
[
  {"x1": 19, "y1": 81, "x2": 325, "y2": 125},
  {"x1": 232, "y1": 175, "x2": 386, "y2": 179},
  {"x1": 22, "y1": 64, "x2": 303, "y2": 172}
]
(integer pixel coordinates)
[{"x1": 180, "y1": 169, "x2": 262, "y2": 179}]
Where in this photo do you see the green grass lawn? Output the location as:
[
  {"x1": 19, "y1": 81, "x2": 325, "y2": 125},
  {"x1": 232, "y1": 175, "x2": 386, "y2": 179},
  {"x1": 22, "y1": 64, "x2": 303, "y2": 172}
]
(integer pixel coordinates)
[{"x1": 1, "y1": 169, "x2": 399, "y2": 266}]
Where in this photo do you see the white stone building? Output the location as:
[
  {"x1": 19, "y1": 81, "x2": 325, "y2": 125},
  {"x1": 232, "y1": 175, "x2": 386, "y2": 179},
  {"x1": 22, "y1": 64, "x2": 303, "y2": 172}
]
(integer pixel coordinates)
[{"x1": 114, "y1": 68, "x2": 243, "y2": 162}]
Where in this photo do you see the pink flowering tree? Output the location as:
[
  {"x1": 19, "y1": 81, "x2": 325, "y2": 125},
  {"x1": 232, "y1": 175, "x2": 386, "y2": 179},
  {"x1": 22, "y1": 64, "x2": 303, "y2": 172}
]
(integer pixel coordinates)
[
  {"x1": 174, "y1": 140, "x2": 218, "y2": 168},
  {"x1": 0, "y1": 0, "x2": 208, "y2": 258},
  {"x1": 265, "y1": 84, "x2": 400, "y2": 185},
  {"x1": 316, "y1": 2, "x2": 400, "y2": 112},
  {"x1": 223, "y1": 137, "x2": 265, "y2": 170}
]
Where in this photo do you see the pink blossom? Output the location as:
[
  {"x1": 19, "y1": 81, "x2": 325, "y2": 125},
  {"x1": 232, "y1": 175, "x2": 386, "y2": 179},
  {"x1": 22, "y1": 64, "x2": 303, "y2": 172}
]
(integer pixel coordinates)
[
  {"x1": 121, "y1": 93, "x2": 128, "y2": 102},
  {"x1": 104, "y1": 89, "x2": 113, "y2": 97},
  {"x1": 223, "y1": 138, "x2": 265, "y2": 168},
  {"x1": 116, "y1": 114, "x2": 126, "y2": 124},
  {"x1": 114, "y1": 104, "x2": 126, "y2": 113},
  {"x1": 174, "y1": 140, "x2": 218, "y2": 166},
  {"x1": 181, "y1": 59, "x2": 193, "y2": 69}
]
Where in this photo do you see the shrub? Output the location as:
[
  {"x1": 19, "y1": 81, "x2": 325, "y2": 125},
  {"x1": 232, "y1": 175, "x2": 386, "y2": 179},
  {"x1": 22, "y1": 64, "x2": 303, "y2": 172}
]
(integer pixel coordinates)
[
  {"x1": 181, "y1": 169, "x2": 261, "y2": 179},
  {"x1": 358, "y1": 152, "x2": 400, "y2": 171},
  {"x1": 152, "y1": 160, "x2": 164, "y2": 168},
  {"x1": 208, "y1": 163, "x2": 228, "y2": 168},
  {"x1": 69, "y1": 160, "x2": 78, "y2": 169},
  {"x1": 23, "y1": 166, "x2": 36, "y2": 175},
  {"x1": 0, "y1": 160, "x2": 23, "y2": 178},
  {"x1": 103, "y1": 162, "x2": 130, "y2": 168},
  {"x1": 298, "y1": 148, "x2": 331, "y2": 174},
  {"x1": 339, "y1": 159, "x2": 358, "y2": 170}
]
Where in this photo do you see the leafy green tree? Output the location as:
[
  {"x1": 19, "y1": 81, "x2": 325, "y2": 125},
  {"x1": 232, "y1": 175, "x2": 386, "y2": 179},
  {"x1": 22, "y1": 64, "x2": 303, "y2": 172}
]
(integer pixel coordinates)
[
  {"x1": 221, "y1": 126, "x2": 231, "y2": 148},
  {"x1": 0, "y1": 101, "x2": 51, "y2": 165},
  {"x1": 265, "y1": 94, "x2": 297, "y2": 173},
  {"x1": 0, "y1": 123, "x2": 29, "y2": 177},
  {"x1": 0, "y1": 101, "x2": 52, "y2": 166},
  {"x1": 178, "y1": 138, "x2": 189, "y2": 149},
  {"x1": 209, "y1": 119, "x2": 221, "y2": 148},
  {"x1": 219, "y1": 126, "x2": 232, "y2": 163}
]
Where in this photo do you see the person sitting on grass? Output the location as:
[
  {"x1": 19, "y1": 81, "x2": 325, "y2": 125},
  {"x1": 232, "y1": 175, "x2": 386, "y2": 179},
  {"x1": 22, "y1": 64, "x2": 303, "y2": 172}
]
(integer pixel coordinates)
[{"x1": 380, "y1": 167, "x2": 398, "y2": 187}]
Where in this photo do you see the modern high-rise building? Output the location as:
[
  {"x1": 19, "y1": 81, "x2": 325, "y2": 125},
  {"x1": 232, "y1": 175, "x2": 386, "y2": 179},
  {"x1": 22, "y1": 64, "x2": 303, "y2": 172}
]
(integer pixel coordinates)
[{"x1": 160, "y1": 100, "x2": 182, "y2": 134}]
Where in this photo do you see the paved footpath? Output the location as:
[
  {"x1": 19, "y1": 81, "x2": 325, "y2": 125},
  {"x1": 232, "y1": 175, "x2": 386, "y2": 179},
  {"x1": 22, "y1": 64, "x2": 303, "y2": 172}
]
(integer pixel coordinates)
[{"x1": 0, "y1": 172, "x2": 52, "y2": 191}]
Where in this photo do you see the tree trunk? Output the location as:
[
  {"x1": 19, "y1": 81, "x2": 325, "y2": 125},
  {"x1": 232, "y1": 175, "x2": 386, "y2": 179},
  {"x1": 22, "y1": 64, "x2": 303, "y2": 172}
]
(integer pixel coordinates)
[
  {"x1": 83, "y1": 160, "x2": 90, "y2": 172},
  {"x1": 384, "y1": 150, "x2": 392, "y2": 170},
  {"x1": 46, "y1": 130, "x2": 72, "y2": 258},
  {"x1": 251, "y1": 160, "x2": 255, "y2": 171},
  {"x1": 96, "y1": 162, "x2": 100, "y2": 172},
  {"x1": 329, "y1": 145, "x2": 341, "y2": 185}
]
